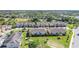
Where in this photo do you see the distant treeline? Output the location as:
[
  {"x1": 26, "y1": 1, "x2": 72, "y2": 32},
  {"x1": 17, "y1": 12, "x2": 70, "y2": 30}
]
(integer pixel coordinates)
[
  {"x1": 0, "y1": 10, "x2": 79, "y2": 18},
  {"x1": 0, "y1": 10, "x2": 79, "y2": 26}
]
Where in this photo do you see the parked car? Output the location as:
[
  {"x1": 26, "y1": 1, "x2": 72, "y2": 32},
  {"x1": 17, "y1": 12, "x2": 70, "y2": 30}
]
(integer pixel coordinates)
[{"x1": 77, "y1": 34, "x2": 79, "y2": 36}]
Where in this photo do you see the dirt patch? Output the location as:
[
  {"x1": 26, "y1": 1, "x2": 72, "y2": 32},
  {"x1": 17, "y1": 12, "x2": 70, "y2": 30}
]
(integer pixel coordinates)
[{"x1": 47, "y1": 40, "x2": 64, "y2": 48}]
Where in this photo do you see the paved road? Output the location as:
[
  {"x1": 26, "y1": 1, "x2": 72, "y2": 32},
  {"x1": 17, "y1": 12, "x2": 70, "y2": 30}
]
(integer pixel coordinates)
[
  {"x1": 0, "y1": 34, "x2": 7, "y2": 47},
  {"x1": 71, "y1": 27, "x2": 79, "y2": 48}
]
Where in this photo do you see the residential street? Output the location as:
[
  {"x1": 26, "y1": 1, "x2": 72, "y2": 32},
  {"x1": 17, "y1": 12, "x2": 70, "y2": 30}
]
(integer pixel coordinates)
[
  {"x1": 0, "y1": 34, "x2": 7, "y2": 46},
  {"x1": 70, "y1": 27, "x2": 79, "y2": 48}
]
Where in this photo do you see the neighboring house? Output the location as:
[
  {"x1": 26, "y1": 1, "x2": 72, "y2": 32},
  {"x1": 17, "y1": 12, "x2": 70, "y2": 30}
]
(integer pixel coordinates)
[
  {"x1": 16, "y1": 22, "x2": 35, "y2": 28},
  {"x1": 48, "y1": 27, "x2": 66, "y2": 35},
  {"x1": 0, "y1": 25, "x2": 12, "y2": 33},
  {"x1": 36, "y1": 22, "x2": 50, "y2": 27},
  {"x1": 6, "y1": 32, "x2": 22, "y2": 48},
  {"x1": 28, "y1": 27, "x2": 66, "y2": 36},
  {"x1": 29, "y1": 28, "x2": 46, "y2": 36},
  {"x1": 6, "y1": 25, "x2": 12, "y2": 30},
  {"x1": 16, "y1": 21, "x2": 67, "y2": 28},
  {"x1": 24, "y1": 22, "x2": 35, "y2": 27},
  {"x1": 16, "y1": 23, "x2": 24, "y2": 28},
  {"x1": 49, "y1": 22, "x2": 67, "y2": 27}
]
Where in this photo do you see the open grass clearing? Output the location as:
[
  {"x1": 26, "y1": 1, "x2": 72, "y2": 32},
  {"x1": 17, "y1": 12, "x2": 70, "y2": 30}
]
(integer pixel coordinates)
[
  {"x1": 20, "y1": 28, "x2": 73, "y2": 48},
  {"x1": 15, "y1": 18, "x2": 31, "y2": 23}
]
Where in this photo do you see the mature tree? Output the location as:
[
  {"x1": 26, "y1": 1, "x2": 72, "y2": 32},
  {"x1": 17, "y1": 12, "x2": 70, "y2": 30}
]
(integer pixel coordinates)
[
  {"x1": 46, "y1": 16, "x2": 53, "y2": 22},
  {"x1": 29, "y1": 39, "x2": 40, "y2": 48},
  {"x1": 0, "y1": 18, "x2": 5, "y2": 25},
  {"x1": 62, "y1": 16, "x2": 78, "y2": 24},
  {"x1": 32, "y1": 17, "x2": 40, "y2": 22},
  {"x1": 44, "y1": 39, "x2": 49, "y2": 44}
]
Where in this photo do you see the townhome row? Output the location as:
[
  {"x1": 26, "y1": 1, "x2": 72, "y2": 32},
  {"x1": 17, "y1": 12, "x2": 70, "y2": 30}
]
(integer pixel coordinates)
[
  {"x1": 16, "y1": 21, "x2": 67, "y2": 28},
  {"x1": 0, "y1": 25, "x2": 12, "y2": 36},
  {"x1": 27, "y1": 27, "x2": 66, "y2": 36},
  {"x1": 16, "y1": 21, "x2": 67, "y2": 36},
  {"x1": 0, "y1": 25, "x2": 12, "y2": 32}
]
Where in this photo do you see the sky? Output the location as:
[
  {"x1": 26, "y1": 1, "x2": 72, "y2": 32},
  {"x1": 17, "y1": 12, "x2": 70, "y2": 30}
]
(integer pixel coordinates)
[{"x1": 0, "y1": 0, "x2": 79, "y2": 10}]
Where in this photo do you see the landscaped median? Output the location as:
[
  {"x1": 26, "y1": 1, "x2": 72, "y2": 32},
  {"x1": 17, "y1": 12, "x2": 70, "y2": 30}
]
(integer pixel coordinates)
[
  {"x1": 20, "y1": 29, "x2": 73, "y2": 48},
  {"x1": 65, "y1": 29, "x2": 73, "y2": 47},
  {"x1": 20, "y1": 32, "x2": 28, "y2": 48}
]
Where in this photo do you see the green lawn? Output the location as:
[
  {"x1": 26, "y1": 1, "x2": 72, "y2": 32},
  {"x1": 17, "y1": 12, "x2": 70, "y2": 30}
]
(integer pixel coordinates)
[
  {"x1": 20, "y1": 29, "x2": 73, "y2": 48},
  {"x1": 20, "y1": 32, "x2": 28, "y2": 48},
  {"x1": 29, "y1": 36, "x2": 70, "y2": 48},
  {"x1": 29, "y1": 37, "x2": 50, "y2": 48}
]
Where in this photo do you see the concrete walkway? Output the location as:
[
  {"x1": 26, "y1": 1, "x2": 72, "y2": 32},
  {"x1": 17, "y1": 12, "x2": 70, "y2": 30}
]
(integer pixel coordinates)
[{"x1": 69, "y1": 29, "x2": 74, "y2": 48}]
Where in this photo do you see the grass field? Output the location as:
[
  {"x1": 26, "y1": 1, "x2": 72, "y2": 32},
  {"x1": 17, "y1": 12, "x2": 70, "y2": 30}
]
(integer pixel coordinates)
[
  {"x1": 29, "y1": 36, "x2": 65, "y2": 48},
  {"x1": 20, "y1": 32, "x2": 28, "y2": 48},
  {"x1": 20, "y1": 28, "x2": 73, "y2": 48},
  {"x1": 29, "y1": 36, "x2": 69, "y2": 48},
  {"x1": 15, "y1": 18, "x2": 31, "y2": 23}
]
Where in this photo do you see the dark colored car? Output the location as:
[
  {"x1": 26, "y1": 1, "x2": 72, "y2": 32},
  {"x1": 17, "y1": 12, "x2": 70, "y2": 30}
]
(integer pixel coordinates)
[{"x1": 77, "y1": 34, "x2": 79, "y2": 36}]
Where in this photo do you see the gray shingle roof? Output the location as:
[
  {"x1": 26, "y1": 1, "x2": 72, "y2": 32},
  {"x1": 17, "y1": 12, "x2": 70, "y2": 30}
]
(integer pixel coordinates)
[
  {"x1": 29, "y1": 28, "x2": 46, "y2": 35},
  {"x1": 48, "y1": 27, "x2": 66, "y2": 34},
  {"x1": 16, "y1": 21, "x2": 67, "y2": 27}
]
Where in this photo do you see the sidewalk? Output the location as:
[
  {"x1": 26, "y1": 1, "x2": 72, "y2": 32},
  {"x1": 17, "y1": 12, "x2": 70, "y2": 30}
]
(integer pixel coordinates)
[{"x1": 69, "y1": 29, "x2": 74, "y2": 48}]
